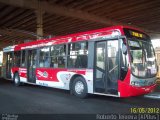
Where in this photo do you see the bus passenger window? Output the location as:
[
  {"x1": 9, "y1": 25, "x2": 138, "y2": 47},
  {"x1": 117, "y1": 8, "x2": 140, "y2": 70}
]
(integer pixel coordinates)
[
  {"x1": 14, "y1": 51, "x2": 21, "y2": 67},
  {"x1": 50, "y1": 44, "x2": 66, "y2": 68},
  {"x1": 21, "y1": 50, "x2": 26, "y2": 67},
  {"x1": 39, "y1": 47, "x2": 50, "y2": 68},
  {"x1": 67, "y1": 42, "x2": 88, "y2": 68}
]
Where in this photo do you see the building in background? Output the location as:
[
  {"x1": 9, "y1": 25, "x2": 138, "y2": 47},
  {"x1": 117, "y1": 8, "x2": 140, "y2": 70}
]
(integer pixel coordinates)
[
  {"x1": 0, "y1": 51, "x2": 3, "y2": 66},
  {"x1": 152, "y1": 39, "x2": 160, "y2": 78},
  {"x1": 155, "y1": 47, "x2": 160, "y2": 78}
]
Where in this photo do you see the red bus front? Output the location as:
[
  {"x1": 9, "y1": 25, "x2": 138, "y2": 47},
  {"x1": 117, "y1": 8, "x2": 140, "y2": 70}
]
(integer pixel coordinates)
[{"x1": 118, "y1": 28, "x2": 157, "y2": 97}]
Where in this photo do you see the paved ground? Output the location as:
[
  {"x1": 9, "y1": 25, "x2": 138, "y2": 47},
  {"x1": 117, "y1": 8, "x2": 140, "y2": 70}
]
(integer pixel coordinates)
[{"x1": 0, "y1": 78, "x2": 160, "y2": 115}]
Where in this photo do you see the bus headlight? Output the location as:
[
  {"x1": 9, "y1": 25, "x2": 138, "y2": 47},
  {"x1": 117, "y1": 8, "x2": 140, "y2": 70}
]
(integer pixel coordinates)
[{"x1": 131, "y1": 81, "x2": 141, "y2": 87}]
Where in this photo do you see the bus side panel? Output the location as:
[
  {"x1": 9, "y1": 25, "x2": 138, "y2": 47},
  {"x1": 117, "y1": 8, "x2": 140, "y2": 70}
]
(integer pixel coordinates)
[
  {"x1": 11, "y1": 67, "x2": 28, "y2": 83},
  {"x1": 11, "y1": 67, "x2": 19, "y2": 79},
  {"x1": 35, "y1": 68, "x2": 94, "y2": 93},
  {"x1": 36, "y1": 68, "x2": 60, "y2": 82},
  {"x1": 36, "y1": 68, "x2": 73, "y2": 89},
  {"x1": 118, "y1": 69, "x2": 131, "y2": 97},
  {"x1": 19, "y1": 68, "x2": 27, "y2": 83},
  {"x1": 81, "y1": 69, "x2": 93, "y2": 94}
]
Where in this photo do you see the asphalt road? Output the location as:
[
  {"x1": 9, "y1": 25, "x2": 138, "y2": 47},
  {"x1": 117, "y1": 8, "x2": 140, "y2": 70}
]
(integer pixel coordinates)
[{"x1": 0, "y1": 78, "x2": 160, "y2": 119}]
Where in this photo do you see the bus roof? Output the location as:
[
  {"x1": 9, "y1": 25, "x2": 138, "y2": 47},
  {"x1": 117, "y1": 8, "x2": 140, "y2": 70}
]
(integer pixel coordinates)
[{"x1": 3, "y1": 25, "x2": 145, "y2": 52}]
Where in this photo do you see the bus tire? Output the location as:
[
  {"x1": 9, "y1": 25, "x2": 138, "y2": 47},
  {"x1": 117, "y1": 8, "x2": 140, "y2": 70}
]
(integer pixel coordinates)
[
  {"x1": 72, "y1": 76, "x2": 88, "y2": 98},
  {"x1": 14, "y1": 73, "x2": 21, "y2": 86}
]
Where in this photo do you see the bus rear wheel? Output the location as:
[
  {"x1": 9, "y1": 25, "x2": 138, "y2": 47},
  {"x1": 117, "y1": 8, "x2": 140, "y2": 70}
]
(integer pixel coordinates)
[
  {"x1": 14, "y1": 73, "x2": 21, "y2": 86},
  {"x1": 72, "y1": 76, "x2": 88, "y2": 98}
]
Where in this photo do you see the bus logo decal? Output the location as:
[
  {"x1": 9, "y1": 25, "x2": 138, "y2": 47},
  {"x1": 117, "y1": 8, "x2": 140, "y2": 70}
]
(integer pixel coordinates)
[
  {"x1": 37, "y1": 70, "x2": 48, "y2": 78},
  {"x1": 43, "y1": 71, "x2": 48, "y2": 78}
]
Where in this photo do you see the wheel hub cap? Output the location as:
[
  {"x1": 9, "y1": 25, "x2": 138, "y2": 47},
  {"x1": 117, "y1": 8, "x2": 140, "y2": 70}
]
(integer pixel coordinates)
[
  {"x1": 75, "y1": 81, "x2": 84, "y2": 94},
  {"x1": 15, "y1": 76, "x2": 19, "y2": 83}
]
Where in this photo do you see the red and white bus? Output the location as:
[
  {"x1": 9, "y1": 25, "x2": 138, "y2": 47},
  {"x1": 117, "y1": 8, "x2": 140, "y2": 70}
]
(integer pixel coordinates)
[{"x1": 1, "y1": 26, "x2": 158, "y2": 98}]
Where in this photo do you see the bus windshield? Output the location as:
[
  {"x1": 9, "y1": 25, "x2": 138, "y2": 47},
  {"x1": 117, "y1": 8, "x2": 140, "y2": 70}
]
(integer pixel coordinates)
[{"x1": 128, "y1": 39, "x2": 157, "y2": 78}]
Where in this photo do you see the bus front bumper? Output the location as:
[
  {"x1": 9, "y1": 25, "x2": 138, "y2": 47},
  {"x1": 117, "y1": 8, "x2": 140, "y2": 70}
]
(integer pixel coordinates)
[{"x1": 118, "y1": 81, "x2": 157, "y2": 97}]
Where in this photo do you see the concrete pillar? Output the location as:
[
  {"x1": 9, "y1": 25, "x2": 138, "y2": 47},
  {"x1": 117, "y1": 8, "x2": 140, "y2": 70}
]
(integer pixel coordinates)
[{"x1": 36, "y1": 0, "x2": 43, "y2": 40}]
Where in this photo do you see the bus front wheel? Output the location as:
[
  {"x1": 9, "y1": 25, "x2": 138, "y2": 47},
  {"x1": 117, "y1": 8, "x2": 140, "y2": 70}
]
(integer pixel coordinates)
[
  {"x1": 14, "y1": 73, "x2": 21, "y2": 86},
  {"x1": 72, "y1": 76, "x2": 88, "y2": 98}
]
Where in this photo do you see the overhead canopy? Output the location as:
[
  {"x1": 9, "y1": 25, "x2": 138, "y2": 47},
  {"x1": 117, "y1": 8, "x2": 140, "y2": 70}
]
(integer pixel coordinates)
[{"x1": 0, "y1": 0, "x2": 160, "y2": 50}]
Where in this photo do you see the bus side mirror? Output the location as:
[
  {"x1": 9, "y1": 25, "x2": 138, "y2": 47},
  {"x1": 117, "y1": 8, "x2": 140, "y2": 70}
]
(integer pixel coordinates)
[{"x1": 122, "y1": 43, "x2": 127, "y2": 55}]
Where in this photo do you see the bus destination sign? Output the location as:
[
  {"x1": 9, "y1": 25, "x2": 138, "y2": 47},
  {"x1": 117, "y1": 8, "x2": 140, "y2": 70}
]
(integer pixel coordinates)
[
  {"x1": 130, "y1": 31, "x2": 143, "y2": 38},
  {"x1": 124, "y1": 28, "x2": 150, "y2": 40}
]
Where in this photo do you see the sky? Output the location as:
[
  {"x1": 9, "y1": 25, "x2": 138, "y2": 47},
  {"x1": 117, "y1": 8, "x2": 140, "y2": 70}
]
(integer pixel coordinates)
[{"x1": 151, "y1": 39, "x2": 160, "y2": 48}]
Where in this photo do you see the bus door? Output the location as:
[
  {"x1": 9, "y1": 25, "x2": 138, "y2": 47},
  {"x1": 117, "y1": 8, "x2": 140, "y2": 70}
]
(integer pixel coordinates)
[
  {"x1": 27, "y1": 49, "x2": 37, "y2": 83},
  {"x1": 6, "y1": 52, "x2": 13, "y2": 79},
  {"x1": 94, "y1": 40, "x2": 119, "y2": 95}
]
